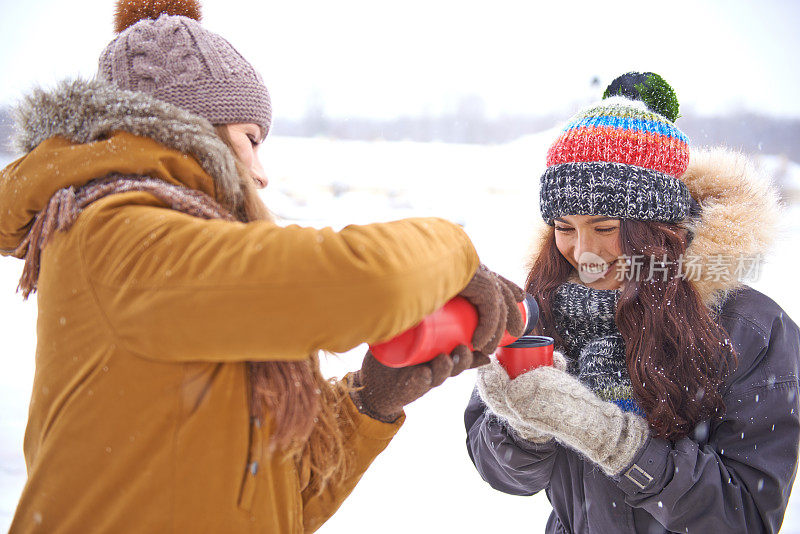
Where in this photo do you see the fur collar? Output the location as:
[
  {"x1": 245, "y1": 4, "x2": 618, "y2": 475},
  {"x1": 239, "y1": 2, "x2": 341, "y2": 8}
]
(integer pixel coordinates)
[
  {"x1": 12, "y1": 78, "x2": 241, "y2": 208},
  {"x1": 527, "y1": 147, "x2": 781, "y2": 308},
  {"x1": 681, "y1": 148, "x2": 779, "y2": 307}
]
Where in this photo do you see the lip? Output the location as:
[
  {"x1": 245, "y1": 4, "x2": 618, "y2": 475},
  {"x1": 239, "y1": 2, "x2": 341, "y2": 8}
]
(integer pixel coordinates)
[
  {"x1": 252, "y1": 176, "x2": 268, "y2": 189},
  {"x1": 579, "y1": 259, "x2": 617, "y2": 278}
]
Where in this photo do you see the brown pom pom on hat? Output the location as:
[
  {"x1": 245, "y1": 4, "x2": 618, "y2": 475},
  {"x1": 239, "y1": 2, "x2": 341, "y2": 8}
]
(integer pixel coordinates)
[
  {"x1": 113, "y1": 0, "x2": 203, "y2": 33},
  {"x1": 98, "y1": 0, "x2": 272, "y2": 137}
]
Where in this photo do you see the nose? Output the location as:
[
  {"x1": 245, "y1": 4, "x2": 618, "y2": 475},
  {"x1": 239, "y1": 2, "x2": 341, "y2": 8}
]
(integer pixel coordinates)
[
  {"x1": 251, "y1": 155, "x2": 268, "y2": 189},
  {"x1": 574, "y1": 231, "x2": 602, "y2": 264}
]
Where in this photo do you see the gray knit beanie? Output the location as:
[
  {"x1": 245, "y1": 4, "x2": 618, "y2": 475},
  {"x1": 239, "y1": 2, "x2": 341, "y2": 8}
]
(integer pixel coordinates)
[{"x1": 97, "y1": 0, "x2": 272, "y2": 138}]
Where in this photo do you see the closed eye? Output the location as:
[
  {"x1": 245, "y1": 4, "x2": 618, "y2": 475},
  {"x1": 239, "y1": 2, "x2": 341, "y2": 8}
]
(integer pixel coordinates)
[
  {"x1": 247, "y1": 134, "x2": 260, "y2": 147},
  {"x1": 556, "y1": 226, "x2": 617, "y2": 233}
]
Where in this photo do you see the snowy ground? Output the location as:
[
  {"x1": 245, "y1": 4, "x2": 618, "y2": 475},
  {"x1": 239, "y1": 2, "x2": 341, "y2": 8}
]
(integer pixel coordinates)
[{"x1": 1, "y1": 136, "x2": 799, "y2": 532}]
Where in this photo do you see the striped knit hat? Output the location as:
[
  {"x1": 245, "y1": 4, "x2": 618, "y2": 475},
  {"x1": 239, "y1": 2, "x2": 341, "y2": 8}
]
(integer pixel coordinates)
[{"x1": 540, "y1": 72, "x2": 692, "y2": 224}]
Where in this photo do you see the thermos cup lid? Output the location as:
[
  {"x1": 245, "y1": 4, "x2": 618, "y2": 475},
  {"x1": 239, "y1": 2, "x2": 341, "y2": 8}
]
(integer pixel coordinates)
[
  {"x1": 522, "y1": 294, "x2": 540, "y2": 336},
  {"x1": 506, "y1": 335, "x2": 553, "y2": 348}
]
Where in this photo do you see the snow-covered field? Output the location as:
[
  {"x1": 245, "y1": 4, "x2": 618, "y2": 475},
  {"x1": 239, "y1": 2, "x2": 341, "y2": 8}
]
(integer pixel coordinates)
[{"x1": 1, "y1": 135, "x2": 799, "y2": 532}]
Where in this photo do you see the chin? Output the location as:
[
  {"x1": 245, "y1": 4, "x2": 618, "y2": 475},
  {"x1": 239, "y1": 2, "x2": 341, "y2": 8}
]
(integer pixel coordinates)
[{"x1": 589, "y1": 280, "x2": 623, "y2": 290}]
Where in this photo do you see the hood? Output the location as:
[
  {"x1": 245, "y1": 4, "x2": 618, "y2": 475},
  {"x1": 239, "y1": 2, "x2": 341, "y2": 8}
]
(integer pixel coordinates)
[
  {"x1": 0, "y1": 78, "x2": 241, "y2": 255},
  {"x1": 680, "y1": 148, "x2": 779, "y2": 307},
  {"x1": 526, "y1": 147, "x2": 781, "y2": 308}
]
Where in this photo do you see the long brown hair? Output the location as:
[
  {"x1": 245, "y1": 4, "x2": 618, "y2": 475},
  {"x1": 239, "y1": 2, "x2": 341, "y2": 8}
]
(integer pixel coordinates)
[
  {"x1": 526, "y1": 220, "x2": 736, "y2": 441},
  {"x1": 215, "y1": 126, "x2": 350, "y2": 492}
]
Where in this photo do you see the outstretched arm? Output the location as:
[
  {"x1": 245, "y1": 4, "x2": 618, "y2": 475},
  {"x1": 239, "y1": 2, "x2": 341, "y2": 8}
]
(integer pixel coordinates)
[{"x1": 80, "y1": 195, "x2": 479, "y2": 362}]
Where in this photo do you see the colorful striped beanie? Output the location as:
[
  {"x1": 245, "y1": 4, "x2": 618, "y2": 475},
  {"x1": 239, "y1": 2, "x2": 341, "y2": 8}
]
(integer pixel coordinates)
[{"x1": 540, "y1": 72, "x2": 692, "y2": 224}]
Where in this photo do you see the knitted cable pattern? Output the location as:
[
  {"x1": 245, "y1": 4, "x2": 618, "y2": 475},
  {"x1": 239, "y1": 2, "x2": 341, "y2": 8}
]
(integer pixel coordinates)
[
  {"x1": 98, "y1": 14, "x2": 272, "y2": 136},
  {"x1": 128, "y1": 19, "x2": 203, "y2": 91}
]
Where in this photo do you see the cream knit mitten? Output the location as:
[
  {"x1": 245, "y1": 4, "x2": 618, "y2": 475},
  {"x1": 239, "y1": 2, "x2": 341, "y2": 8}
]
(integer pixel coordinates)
[
  {"x1": 478, "y1": 351, "x2": 649, "y2": 475},
  {"x1": 509, "y1": 364, "x2": 649, "y2": 475},
  {"x1": 476, "y1": 352, "x2": 568, "y2": 444}
]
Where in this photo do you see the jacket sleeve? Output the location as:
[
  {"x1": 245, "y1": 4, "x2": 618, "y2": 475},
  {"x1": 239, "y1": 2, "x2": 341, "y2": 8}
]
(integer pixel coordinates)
[
  {"x1": 76, "y1": 194, "x2": 479, "y2": 362},
  {"x1": 299, "y1": 376, "x2": 404, "y2": 533},
  {"x1": 464, "y1": 387, "x2": 561, "y2": 496},
  {"x1": 613, "y1": 311, "x2": 800, "y2": 534}
]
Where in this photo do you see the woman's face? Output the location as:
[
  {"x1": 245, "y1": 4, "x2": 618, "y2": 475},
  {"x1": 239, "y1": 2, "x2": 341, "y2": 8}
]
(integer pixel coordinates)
[
  {"x1": 223, "y1": 123, "x2": 268, "y2": 189},
  {"x1": 553, "y1": 215, "x2": 624, "y2": 290}
]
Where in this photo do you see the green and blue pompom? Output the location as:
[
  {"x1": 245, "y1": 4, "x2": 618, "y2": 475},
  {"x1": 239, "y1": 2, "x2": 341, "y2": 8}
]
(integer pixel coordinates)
[{"x1": 603, "y1": 72, "x2": 680, "y2": 122}]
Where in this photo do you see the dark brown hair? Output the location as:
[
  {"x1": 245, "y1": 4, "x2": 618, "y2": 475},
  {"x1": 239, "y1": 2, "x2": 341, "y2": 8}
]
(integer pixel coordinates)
[
  {"x1": 215, "y1": 126, "x2": 351, "y2": 493},
  {"x1": 526, "y1": 221, "x2": 735, "y2": 441}
]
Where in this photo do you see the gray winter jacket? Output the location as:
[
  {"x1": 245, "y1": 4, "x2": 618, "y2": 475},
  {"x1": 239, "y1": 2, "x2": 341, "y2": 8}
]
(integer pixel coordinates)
[
  {"x1": 466, "y1": 286, "x2": 800, "y2": 533},
  {"x1": 467, "y1": 146, "x2": 799, "y2": 533}
]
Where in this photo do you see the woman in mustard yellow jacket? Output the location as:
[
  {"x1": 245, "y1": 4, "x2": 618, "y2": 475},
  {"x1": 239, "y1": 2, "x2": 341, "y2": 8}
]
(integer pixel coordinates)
[{"x1": 0, "y1": 2, "x2": 522, "y2": 532}]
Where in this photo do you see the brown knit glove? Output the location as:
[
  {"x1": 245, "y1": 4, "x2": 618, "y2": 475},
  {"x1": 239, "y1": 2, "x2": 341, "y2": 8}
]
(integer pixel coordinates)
[
  {"x1": 351, "y1": 345, "x2": 489, "y2": 422},
  {"x1": 458, "y1": 264, "x2": 525, "y2": 355}
]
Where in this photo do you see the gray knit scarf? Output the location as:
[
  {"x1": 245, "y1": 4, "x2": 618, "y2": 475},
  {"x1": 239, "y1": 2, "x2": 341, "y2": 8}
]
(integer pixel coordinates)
[{"x1": 551, "y1": 282, "x2": 644, "y2": 415}]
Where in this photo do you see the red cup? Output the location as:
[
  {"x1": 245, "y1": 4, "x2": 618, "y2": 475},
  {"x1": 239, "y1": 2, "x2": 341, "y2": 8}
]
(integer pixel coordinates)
[{"x1": 495, "y1": 336, "x2": 554, "y2": 379}]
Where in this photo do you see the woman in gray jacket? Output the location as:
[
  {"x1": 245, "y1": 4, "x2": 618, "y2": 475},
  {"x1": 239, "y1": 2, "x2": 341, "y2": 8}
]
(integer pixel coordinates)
[{"x1": 466, "y1": 72, "x2": 800, "y2": 533}]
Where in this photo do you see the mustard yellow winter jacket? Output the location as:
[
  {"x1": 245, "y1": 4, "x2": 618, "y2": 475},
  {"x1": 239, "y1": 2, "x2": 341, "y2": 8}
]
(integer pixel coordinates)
[{"x1": 1, "y1": 80, "x2": 479, "y2": 533}]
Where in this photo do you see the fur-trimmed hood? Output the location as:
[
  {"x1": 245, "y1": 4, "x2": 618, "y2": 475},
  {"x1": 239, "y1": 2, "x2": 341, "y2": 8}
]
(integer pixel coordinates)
[
  {"x1": 12, "y1": 78, "x2": 239, "y2": 191},
  {"x1": 527, "y1": 147, "x2": 781, "y2": 308},
  {"x1": 0, "y1": 78, "x2": 243, "y2": 254},
  {"x1": 680, "y1": 148, "x2": 780, "y2": 306}
]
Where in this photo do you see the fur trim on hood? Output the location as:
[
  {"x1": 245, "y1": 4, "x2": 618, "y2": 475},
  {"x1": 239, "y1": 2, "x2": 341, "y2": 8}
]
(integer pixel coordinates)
[
  {"x1": 681, "y1": 148, "x2": 779, "y2": 307},
  {"x1": 12, "y1": 78, "x2": 242, "y2": 210},
  {"x1": 526, "y1": 147, "x2": 781, "y2": 308}
]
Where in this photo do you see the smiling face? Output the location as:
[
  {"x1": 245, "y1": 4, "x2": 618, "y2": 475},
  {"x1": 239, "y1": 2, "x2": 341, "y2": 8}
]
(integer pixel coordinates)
[
  {"x1": 553, "y1": 215, "x2": 625, "y2": 290},
  {"x1": 222, "y1": 123, "x2": 268, "y2": 189}
]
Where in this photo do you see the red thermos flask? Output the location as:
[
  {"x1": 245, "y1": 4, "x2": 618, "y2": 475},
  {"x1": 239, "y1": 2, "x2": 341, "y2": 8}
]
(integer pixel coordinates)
[{"x1": 370, "y1": 294, "x2": 539, "y2": 368}]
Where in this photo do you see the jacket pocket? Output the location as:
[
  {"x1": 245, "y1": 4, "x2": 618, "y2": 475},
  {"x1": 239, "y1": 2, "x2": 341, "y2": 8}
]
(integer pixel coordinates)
[
  {"x1": 553, "y1": 515, "x2": 571, "y2": 534},
  {"x1": 238, "y1": 417, "x2": 264, "y2": 512}
]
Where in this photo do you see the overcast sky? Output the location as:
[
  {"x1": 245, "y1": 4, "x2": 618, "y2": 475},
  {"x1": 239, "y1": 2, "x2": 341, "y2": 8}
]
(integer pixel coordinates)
[{"x1": 1, "y1": 0, "x2": 798, "y2": 120}]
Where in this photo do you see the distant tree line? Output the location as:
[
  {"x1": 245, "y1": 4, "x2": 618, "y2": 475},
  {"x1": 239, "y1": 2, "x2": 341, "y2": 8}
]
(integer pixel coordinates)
[
  {"x1": 678, "y1": 113, "x2": 800, "y2": 162},
  {"x1": 2, "y1": 102, "x2": 799, "y2": 164},
  {"x1": 271, "y1": 103, "x2": 800, "y2": 164}
]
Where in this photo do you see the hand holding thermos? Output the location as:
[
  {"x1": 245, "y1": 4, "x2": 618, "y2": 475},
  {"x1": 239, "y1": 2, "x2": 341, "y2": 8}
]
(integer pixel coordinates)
[
  {"x1": 458, "y1": 264, "x2": 526, "y2": 354},
  {"x1": 369, "y1": 265, "x2": 544, "y2": 368},
  {"x1": 351, "y1": 264, "x2": 525, "y2": 422},
  {"x1": 351, "y1": 345, "x2": 487, "y2": 422}
]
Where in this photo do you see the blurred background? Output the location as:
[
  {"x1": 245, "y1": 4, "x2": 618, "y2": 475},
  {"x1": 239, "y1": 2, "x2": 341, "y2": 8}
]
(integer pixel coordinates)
[{"x1": 1, "y1": 0, "x2": 799, "y2": 531}]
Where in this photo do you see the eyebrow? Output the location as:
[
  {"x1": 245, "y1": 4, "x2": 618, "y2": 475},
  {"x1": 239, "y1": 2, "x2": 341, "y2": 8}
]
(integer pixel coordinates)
[{"x1": 553, "y1": 216, "x2": 618, "y2": 224}]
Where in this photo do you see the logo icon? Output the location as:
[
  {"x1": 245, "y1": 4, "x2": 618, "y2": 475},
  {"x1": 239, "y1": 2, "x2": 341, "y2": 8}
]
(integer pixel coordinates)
[{"x1": 578, "y1": 251, "x2": 614, "y2": 284}]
